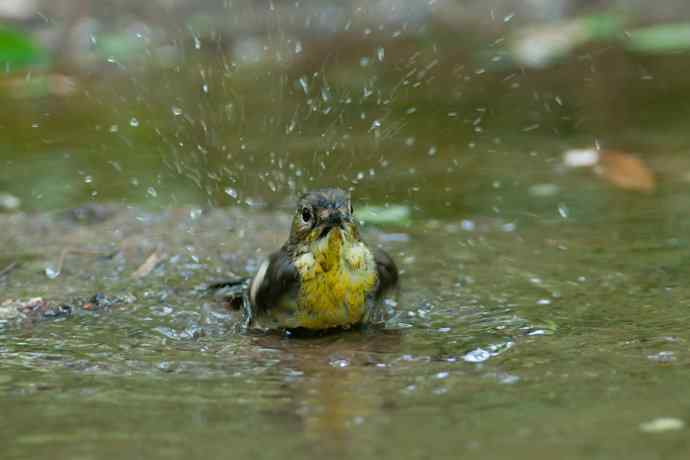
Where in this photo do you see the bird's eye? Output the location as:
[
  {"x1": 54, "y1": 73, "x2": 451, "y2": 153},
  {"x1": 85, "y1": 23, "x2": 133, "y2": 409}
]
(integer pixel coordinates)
[{"x1": 301, "y1": 207, "x2": 312, "y2": 223}]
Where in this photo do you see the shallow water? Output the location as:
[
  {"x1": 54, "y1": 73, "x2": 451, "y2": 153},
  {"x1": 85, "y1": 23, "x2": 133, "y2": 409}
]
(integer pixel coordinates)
[{"x1": 3, "y1": 27, "x2": 690, "y2": 459}]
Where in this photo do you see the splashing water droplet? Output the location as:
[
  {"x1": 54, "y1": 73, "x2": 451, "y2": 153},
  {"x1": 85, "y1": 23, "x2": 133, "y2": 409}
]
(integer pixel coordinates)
[
  {"x1": 45, "y1": 266, "x2": 60, "y2": 279},
  {"x1": 298, "y1": 76, "x2": 309, "y2": 95},
  {"x1": 224, "y1": 187, "x2": 238, "y2": 199},
  {"x1": 129, "y1": 117, "x2": 139, "y2": 128}
]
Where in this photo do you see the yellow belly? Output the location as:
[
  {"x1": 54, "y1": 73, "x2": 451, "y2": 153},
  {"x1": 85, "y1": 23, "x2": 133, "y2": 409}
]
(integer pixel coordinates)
[{"x1": 276, "y1": 229, "x2": 377, "y2": 330}]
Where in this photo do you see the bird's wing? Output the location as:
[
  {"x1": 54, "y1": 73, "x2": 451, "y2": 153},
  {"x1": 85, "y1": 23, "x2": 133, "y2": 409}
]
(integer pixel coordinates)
[
  {"x1": 373, "y1": 248, "x2": 399, "y2": 297},
  {"x1": 249, "y1": 248, "x2": 299, "y2": 312}
]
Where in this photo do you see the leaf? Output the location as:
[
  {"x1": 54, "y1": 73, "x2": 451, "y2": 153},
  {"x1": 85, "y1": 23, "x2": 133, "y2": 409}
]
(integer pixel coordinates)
[
  {"x1": 640, "y1": 417, "x2": 685, "y2": 433},
  {"x1": 355, "y1": 205, "x2": 410, "y2": 225},
  {"x1": 0, "y1": 25, "x2": 44, "y2": 67},
  {"x1": 626, "y1": 23, "x2": 690, "y2": 54},
  {"x1": 131, "y1": 251, "x2": 164, "y2": 279},
  {"x1": 563, "y1": 148, "x2": 656, "y2": 192},
  {"x1": 596, "y1": 150, "x2": 656, "y2": 192}
]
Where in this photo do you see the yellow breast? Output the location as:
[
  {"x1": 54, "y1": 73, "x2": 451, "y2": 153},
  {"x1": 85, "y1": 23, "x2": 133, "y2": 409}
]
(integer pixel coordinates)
[{"x1": 293, "y1": 229, "x2": 377, "y2": 329}]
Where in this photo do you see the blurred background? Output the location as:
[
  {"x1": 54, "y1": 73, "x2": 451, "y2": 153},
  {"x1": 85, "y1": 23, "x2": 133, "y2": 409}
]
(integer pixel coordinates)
[{"x1": 1, "y1": 0, "x2": 690, "y2": 217}]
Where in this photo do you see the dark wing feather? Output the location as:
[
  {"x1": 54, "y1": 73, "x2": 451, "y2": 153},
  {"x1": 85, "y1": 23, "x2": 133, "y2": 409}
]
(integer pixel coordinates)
[
  {"x1": 373, "y1": 248, "x2": 398, "y2": 297},
  {"x1": 250, "y1": 248, "x2": 299, "y2": 313}
]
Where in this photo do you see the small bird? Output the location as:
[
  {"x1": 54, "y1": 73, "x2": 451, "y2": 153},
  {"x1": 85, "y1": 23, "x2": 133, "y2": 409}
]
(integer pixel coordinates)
[{"x1": 245, "y1": 188, "x2": 398, "y2": 331}]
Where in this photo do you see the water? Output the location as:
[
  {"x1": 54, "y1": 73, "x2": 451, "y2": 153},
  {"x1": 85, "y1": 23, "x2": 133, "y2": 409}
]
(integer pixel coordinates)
[{"x1": 3, "y1": 26, "x2": 690, "y2": 460}]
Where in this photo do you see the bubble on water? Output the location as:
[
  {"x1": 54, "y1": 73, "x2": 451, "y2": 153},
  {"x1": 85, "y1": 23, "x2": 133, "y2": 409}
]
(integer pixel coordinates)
[
  {"x1": 224, "y1": 187, "x2": 238, "y2": 199},
  {"x1": 463, "y1": 348, "x2": 491, "y2": 363},
  {"x1": 45, "y1": 266, "x2": 60, "y2": 279},
  {"x1": 330, "y1": 358, "x2": 350, "y2": 368},
  {"x1": 147, "y1": 187, "x2": 157, "y2": 198},
  {"x1": 129, "y1": 117, "x2": 139, "y2": 128},
  {"x1": 171, "y1": 106, "x2": 183, "y2": 116},
  {"x1": 648, "y1": 351, "x2": 675, "y2": 362}
]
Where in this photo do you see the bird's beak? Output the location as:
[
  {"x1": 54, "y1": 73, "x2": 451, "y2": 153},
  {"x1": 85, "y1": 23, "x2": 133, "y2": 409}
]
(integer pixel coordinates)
[{"x1": 319, "y1": 210, "x2": 346, "y2": 238}]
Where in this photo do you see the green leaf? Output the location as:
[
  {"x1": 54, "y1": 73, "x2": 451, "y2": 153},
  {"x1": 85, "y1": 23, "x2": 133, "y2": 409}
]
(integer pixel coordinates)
[
  {"x1": 355, "y1": 205, "x2": 411, "y2": 225},
  {"x1": 625, "y1": 23, "x2": 690, "y2": 53},
  {"x1": 0, "y1": 26, "x2": 44, "y2": 67}
]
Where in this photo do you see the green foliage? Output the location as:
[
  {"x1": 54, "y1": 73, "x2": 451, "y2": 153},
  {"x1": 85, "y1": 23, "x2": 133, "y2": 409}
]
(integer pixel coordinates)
[
  {"x1": 0, "y1": 25, "x2": 45, "y2": 68},
  {"x1": 625, "y1": 23, "x2": 690, "y2": 53}
]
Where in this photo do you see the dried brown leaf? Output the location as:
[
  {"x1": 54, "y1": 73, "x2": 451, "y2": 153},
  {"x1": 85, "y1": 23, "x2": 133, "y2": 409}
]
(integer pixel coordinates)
[
  {"x1": 131, "y1": 251, "x2": 164, "y2": 279},
  {"x1": 596, "y1": 150, "x2": 656, "y2": 192}
]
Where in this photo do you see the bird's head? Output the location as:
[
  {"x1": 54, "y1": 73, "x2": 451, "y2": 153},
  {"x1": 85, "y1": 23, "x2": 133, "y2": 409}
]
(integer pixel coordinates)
[{"x1": 288, "y1": 188, "x2": 359, "y2": 250}]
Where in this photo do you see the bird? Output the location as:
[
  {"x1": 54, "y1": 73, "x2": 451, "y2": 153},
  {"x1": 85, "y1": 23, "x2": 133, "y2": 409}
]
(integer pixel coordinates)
[{"x1": 239, "y1": 188, "x2": 399, "y2": 332}]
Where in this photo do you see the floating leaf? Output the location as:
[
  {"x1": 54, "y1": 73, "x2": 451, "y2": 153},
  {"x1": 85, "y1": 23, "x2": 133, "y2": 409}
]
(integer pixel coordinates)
[
  {"x1": 563, "y1": 148, "x2": 656, "y2": 192},
  {"x1": 0, "y1": 25, "x2": 44, "y2": 67},
  {"x1": 132, "y1": 251, "x2": 164, "y2": 279},
  {"x1": 596, "y1": 150, "x2": 656, "y2": 192},
  {"x1": 640, "y1": 417, "x2": 685, "y2": 433},
  {"x1": 626, "y1": 23, "x2": 690, "y2": 54},
  {"x1": 510, "y1": 13, "x2": 624, "y2": 68},
  {"x1": 355, "y1": 205, "x2": 410, "y2": 225}
]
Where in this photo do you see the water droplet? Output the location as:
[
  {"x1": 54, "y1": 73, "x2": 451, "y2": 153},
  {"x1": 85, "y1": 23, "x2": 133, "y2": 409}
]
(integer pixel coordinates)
[
  {"x1": 129, "y1": 117, "x2": 139, "y2": 128},
  {"x1": 557, "y1": 203, "x2": 569, "y2": 218},
  {"x1": 298, "y1": 76, "x2": 309, "y2": 94},
  {"x1": 224, "y1": 187, "x2": 238, "y2": 199}
]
